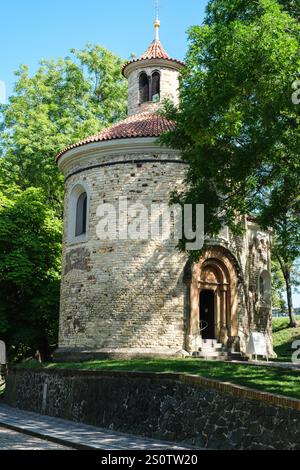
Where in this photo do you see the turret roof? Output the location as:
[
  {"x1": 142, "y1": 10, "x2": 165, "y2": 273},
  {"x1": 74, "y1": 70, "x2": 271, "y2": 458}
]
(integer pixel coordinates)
[{"x1": 122, "y1": 39, "x2": 185, "y2": 76}]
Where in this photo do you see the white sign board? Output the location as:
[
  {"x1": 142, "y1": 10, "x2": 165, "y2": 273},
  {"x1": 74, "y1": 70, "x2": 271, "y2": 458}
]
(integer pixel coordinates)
[
  {"x1": 246, "y1": 332, "x2": 268, "y2": 358},
  {"x1": 0, "y1": 341, "x2": 6, "y2": 365}
]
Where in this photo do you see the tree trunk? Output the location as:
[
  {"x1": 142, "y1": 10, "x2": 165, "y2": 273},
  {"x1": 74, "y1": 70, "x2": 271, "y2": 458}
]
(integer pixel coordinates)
[
  {"x1": 285, "y1": 269, "x2": 298, "y2": 328},
  {"x1": 276, "y1": 254, "x2": 298, "y2": 328}
]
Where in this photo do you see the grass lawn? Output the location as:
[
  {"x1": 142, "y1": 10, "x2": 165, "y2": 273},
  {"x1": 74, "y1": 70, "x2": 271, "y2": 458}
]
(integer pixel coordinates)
[
  {"x1": 16, "y1": 357, "x2": 300, "y2": 400},
  {"x1": 10, "y1": 316, "x2": 300, "y2": 401},
  {"x1": 273, "y1": 316, "x2": 300, "y2": 362}
]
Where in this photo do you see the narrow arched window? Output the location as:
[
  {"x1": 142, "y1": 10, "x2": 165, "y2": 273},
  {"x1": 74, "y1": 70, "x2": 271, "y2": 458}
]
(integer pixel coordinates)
[
  {"x1": 151, "y1": 71, "x2": 160, "y2": 102},
  {"x1": 75, "y1": 192, "x2": 87, "y2": 237},
  {"x1": 68, "y1": 184, "x2": 89, "y2": 243},
  {"x1": 139, "y1": 72, "x2": 149, "y2": 104}
]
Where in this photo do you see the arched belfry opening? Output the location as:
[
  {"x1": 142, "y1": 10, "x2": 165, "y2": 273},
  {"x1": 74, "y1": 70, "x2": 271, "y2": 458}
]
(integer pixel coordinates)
[
  {"x1": 139, "y1": 71, "x2": 161, "y2": 104},
  {"x1": 187, "y1": 246, "x2": 239, "y2": 352},
  {"x1": 139, "y1": 72, "x2": 149, "y2": 104},
  {"x1": 151, "y1": 71, "x2": 160, "y2": 101}
]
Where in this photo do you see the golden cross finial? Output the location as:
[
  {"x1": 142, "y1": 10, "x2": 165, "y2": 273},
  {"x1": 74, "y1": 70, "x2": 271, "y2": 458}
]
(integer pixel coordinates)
[{"x1": 154, "y1": 0, "x2": 160, "y2": 41}]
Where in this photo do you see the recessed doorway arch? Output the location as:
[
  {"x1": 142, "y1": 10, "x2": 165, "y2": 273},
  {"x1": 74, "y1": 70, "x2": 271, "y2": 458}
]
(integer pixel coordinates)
[{"x1": 187, "y1": 246, "x2": 239, "y2": 350}]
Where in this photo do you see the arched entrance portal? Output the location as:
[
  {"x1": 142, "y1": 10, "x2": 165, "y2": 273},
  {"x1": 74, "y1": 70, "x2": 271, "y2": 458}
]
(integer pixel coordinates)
[{"x1": 187, "y1": 246, "x2": 239, "y2": 352}]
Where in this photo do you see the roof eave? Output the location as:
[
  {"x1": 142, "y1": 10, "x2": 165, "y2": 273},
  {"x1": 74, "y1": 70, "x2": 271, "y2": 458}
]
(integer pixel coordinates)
[
  {"x1": 56, "y1": 136, "x2": 182, "y2": 174},
  {"x1": 56, "y1": 127, "x2": 175, "y2": 164},
  {"x1": 122, "y1": 57, "x2": 185, "y2": 78}
]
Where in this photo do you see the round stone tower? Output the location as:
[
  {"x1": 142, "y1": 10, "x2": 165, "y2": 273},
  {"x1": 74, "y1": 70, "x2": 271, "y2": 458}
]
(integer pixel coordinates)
[{"x1": 55, "y1": 21, "x2": 189, "y2": 360}]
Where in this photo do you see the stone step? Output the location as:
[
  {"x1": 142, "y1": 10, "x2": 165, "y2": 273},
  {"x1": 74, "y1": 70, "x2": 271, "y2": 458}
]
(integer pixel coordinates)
[
  {"x1": 193, "y1": 337, "x2": 230, "y2": 360},
  {"x1": 199, "y1": 345, "x2": 223, "y2": 352},
  {"x1": 192, "y1": 351, "x2": 228, "y2": 359},
  {"x1": 227, "y1": 352, "x2": 246, "y2": 360}
]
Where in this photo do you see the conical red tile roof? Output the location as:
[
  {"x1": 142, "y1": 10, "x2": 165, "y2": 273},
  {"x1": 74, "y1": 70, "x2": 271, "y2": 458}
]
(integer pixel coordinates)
[
  {"x1": 122, "y1": 39, "x2": 185, "y2": 76},
  {"x1": 140, "y1": 40, "x2": 171, "y2": 60},
  {"x1": 56, "y1": 112, "x2": 175, "y2": 161}
]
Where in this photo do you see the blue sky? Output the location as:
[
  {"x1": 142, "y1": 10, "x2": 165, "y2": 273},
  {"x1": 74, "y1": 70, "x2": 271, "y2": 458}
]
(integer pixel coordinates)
[{"x1": 0, "y1": 0, "x2": 207, "y2": 100}]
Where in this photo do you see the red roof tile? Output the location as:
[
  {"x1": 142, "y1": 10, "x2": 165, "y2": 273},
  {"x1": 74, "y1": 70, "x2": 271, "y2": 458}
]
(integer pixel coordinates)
[
  {"x1": 56, "y1": 112, "x2": 175, "y2": 161},
  {"x1": 122, "y1": 40, "x2": 185, "y2": 76},
  {"x1": 140, "y1": 40, "x2": 171, "y2": 60}
]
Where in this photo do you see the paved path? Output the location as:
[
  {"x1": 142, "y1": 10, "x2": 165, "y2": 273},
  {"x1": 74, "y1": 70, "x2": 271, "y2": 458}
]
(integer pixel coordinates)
[
  {"x1": 0, "y1": 426, "x2": 71, "y2": 450},
  {"x1": 0, "y1": 404, "x2": 198, "y2": 450},
  {"x1": 231, "y1": 360, "x2": 300, "y2": 370}
]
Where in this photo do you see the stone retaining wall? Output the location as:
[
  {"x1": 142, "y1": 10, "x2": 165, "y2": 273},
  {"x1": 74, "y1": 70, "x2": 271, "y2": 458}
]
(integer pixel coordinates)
[{"x1": 4, "y1": 368, "x2": 300, "y2": 450}]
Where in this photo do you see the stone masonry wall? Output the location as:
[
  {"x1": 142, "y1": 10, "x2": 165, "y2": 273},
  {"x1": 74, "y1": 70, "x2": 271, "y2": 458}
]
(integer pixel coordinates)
[
  {"x1": 5, "y1": 368, "x2": 300, "y2": 450},
  {"x1": 58, "y1": 149, "x2": 188, "y2": 353}
]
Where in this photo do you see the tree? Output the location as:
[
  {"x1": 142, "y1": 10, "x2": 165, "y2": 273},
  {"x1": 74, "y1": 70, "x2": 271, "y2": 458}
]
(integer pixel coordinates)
[
  {"x1": 272, "y1": 243, "x2": 300, "y2": 326},
  {"x1": 162, "y1": 1, "x2": 299, "y2": 278},
  {"x1": 257, "y1": 176, "x2": 300, "y2": 326},
  {"x1": 205, "y1": 0, "x2": 300, "y2": 24},
  {"x1": 0, "y1": 44, "x2": 127, "y2": 213},
  {"x1": 0, "y1": 187, "x2": 62, "y2": 361}
]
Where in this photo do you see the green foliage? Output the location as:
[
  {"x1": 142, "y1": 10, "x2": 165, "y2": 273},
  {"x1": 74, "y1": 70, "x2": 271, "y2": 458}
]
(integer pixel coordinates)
[
  {"x1": 0, "y1": 45, "x2": 127, "y2": 211},
  {"x1": 162, "y1": 0, "x2": 300, "y2": 324},
  {"x1": 205, "y1": 0, "x2": 300, "y2": 25},
  {"x1": 257, "y1": 172, "x2": 300, "y2": 264},
  {"x1": 271, "y1": 259, "x2": 287, "y2": 310},
  {"x1": 256, "y1": 158, "x2": 300, "y2": 324},
  {"x1": 162, "y1": 0, "x2": 300, "y2": 253},
  {"x1": 0, "y1": 187, "x2": 62, "y2": 360}
]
